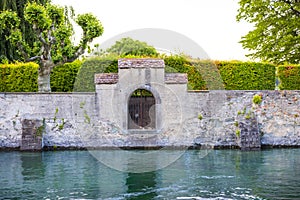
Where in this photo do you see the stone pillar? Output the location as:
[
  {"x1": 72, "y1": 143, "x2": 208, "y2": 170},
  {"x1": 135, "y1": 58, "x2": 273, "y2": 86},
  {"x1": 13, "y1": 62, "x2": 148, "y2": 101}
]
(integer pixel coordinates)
[
  {"x1": 239, "y1": 117, "x2": 261, "y2": 150},
  {"x1": 20, "y1": 119, "x2": 44, "y2": 151}
]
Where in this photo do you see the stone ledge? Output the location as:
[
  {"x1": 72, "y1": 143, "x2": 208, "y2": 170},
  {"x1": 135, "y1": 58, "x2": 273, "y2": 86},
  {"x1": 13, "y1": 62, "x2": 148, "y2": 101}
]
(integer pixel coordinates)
[
  {"x1": 165, "y1": 73, "x2": 188, "y2": 84},
  {"x1": 95, "y1": 73, "x2": 118, "y2": 84},
  {"x1": 118, "y1": 58, "x2": 165, "y2": 69}
]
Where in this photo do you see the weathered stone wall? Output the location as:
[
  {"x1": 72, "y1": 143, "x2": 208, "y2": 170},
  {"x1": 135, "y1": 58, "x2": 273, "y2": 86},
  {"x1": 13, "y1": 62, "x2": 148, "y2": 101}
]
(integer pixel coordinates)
[
  {"x1": 187, "y1": 90, "x2": 300, "y2": 148},
  {"x1": 0, "y1": 93, "x2": 96, "y2": 148},
  {"x1": 0, "y1": 90, "x2": 299, "y2": 149},
  {"x1": 0, "y1": 59, "x2": 299, "y2": 149}
]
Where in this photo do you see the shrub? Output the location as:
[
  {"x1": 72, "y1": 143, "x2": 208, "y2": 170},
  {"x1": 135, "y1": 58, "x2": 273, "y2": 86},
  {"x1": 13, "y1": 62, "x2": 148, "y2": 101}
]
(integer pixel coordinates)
[
  {"x1": 216, "y1": 61, "x2": 276, "y2": 90},
  {"x1": 0, "y1": 61, "x2": 82, "y2": 92},
  {"x1": 163, "y1": 55, "x2": 207, "y2": 90},
  {"x1": 277, "y1": 64, "x2": 300, "y2": 90},
  {"x1": 0, "y1": 62, "x2": 38, "y2": 92},
  {"x1": 50, "y1": 60, "x2": 82, "y2": 92},
  {"x1": 73, "y1": 55, "x2": 118, "y2": 92}
]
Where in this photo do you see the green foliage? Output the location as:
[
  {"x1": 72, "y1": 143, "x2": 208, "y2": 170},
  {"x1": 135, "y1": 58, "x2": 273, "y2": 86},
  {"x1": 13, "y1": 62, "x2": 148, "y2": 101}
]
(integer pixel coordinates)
[
  {"x1": 163, "y1": 55, "x2": 207, "y2": 90},
  {"x1": 191, "y1": 60, "x2": 224, "y2": 90},
  {"x1": 74, "y1": 56, "x2": 118, "y2": 92},
  {"x1": 237, "y1": 0, "x2": 300, "y2": 64},
  {"x1": 236, "y1": 129, "x2": 241, "y2": 137},
  {"x1": 24, "y1": 2, "x2": 51, "y2": 30},
  {"x1": 0, "y1": 2, "x2": 104, "y2": 92},
  {"x1": 216, "y1": 61, "x2": 276, "y2": 90},
  {"x1": 0, "y1": 0, "x2": 50, "y2": 62},
  {"x1": 277, "y1": 64, "x2": 300, "y2": 90},
  {"x1": 105, "y1": 37, "x2": 158, "y2": 57},
  {"x1": 0, "y1": 61, "x2": 81, "y2": 92},
  {"x1": 252, "y1": 94, "x2": 262, "y2": 104},
  {"x1": 0, "y1": 62, "x2": 38, "y2": 92},
  {"x1": 198, "y1": 114, "x2": 203, "y2": 120},
  {"x1": 234, "y1": 121, "x2": 239, "y2": 127},
  {"x1": 76, "y1": 13, "x2": 104, "y2": 42},
  {"x1": 50, "y1": 60, "x2": 82, "y2": 92}
]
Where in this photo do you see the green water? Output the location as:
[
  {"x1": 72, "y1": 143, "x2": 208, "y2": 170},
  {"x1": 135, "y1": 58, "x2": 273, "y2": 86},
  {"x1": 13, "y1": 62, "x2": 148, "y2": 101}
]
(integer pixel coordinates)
[{"x1": 1, "y1": 149, "x2": 300, "y2": 199}]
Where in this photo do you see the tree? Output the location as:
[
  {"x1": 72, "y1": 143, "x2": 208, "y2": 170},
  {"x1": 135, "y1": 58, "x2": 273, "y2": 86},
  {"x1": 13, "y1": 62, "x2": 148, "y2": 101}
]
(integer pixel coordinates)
[
  {"x1": 0, "y1": 0, "x2": 50, "y2": 62},
  {"x1": 237, "y1": 0, "x2": 300, "y2": 64},
  {"x1": 0, "y1": 2, "x2": 103, "y2": 92},
  {"x1": 106, "y1": 37, "x2": 158, "y2": 57}
]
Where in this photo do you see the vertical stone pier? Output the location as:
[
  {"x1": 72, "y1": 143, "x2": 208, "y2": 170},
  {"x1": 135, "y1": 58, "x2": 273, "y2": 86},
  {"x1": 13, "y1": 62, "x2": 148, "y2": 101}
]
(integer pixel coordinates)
[
  {"x1": 239, "y1": 117, "x2": 261, "y2": 150},
  {"x1": 20, "y1": 119, "x2": 44, "y2": 151}
]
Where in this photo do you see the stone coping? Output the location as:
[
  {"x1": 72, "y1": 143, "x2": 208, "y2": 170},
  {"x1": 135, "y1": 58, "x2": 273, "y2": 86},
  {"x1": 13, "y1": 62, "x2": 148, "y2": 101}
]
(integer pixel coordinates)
[
  {"x1": 118, "y1": 58, "x2": 165, "y2": 69},
  {"x1": 165, "y1": 73, "x2": 188, "y2": 84},
  {"x1": 95, "y1": 73, "x2": 118, "y2": 84}
]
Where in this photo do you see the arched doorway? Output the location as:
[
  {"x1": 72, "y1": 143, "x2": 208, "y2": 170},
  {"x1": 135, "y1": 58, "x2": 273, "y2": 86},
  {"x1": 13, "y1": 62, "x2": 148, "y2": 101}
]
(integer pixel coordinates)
[{"x1": 128, "y1": 89, "x2": 156, "y2": 129}]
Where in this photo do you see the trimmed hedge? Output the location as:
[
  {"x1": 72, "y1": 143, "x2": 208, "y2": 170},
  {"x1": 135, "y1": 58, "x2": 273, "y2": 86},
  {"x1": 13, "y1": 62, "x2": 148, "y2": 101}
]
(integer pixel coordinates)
[
  {"x1": 0, "y1": 62, "x2": 38, "y2": 92},
  {"x1": 278, "y1": 64, "x2": 300, "y2": 90},
  {"x1": 0, "y1": 61, "x2": 82, "y2": 92},
  {"x1": 163, "y1": 55, "x2": 207, "y2": 90},
  {"x1": 50, "y1": 60, "x2": 82, "y2": 92},
  {"x1": 191, "y1": 60, "x2": 224, "y2": 90},
  {"x1": 73, "y1": 56, "x2": 118, "y2": 92},
  {"x1": 0, "y1": 57, "x2": 282, "y2": 92},
  {"x1": 215, "y1": 61, "x2": 276, "y2": 90}
]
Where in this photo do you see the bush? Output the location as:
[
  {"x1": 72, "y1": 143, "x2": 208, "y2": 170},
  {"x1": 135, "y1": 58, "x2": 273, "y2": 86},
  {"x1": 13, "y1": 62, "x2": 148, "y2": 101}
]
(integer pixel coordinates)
[
  {"x1": 163, "y1": 55, "x2": 207, "y2": 90},
  {"x1": 50, "y1": 60, "x2": 82, "y2": 92},
  {"x1": 0, "y1": 62, "x2": 38, "y2": 92},
  {"x1": 73, "y1": 56, "x2": 118, "y2": 92},
  {"x1": 191, "y1": 60, "x2": 224, "y2": 90},
  {"x1": 277, "y1": 65, "x2": 300, "y2": 90},
  {"x1": 216, "y1": 61, "x2": 276, "y2": 90}
]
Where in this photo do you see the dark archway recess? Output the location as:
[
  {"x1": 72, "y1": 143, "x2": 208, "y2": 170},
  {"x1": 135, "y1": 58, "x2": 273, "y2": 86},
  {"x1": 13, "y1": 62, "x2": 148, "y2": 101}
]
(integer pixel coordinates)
[{"x1": 128, "y1": 89, "x2": 156, "y2": 129}]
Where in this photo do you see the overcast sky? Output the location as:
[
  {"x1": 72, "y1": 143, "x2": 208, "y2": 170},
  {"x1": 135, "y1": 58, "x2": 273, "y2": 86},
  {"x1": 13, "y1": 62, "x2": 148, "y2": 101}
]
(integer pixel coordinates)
[{"x1": 52, "y1": 0, "x2": 254, "y2": 60}]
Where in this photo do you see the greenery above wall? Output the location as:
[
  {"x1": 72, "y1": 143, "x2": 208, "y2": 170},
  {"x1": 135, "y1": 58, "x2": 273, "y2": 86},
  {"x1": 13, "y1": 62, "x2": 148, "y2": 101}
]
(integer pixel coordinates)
[
  {"x1": 0, "y1": 56, "x2": 298, "y2": 92},
  {"x1": 50, "y1": 61, "x2": 82, "y2": 92},
  {"x1": 277, "y1": 65, "x2": 300, "y2": 90},
  {"x1": 216, "y1": 61, "x2": 276, "y2": 90},
  {"x1": 0, "y1": 62, "x2": 38, "y2": 92}
]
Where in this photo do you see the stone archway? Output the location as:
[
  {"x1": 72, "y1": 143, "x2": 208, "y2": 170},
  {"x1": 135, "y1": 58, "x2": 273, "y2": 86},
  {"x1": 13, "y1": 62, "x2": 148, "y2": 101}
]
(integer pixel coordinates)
[{"x1": 128, "y1": 89, "x2": 156, "y2": 130}]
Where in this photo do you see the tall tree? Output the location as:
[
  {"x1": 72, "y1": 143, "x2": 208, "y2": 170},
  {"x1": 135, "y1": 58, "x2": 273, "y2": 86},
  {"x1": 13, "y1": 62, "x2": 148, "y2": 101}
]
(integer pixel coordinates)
[
  {"x1": 106, "y1": 37, "x2": 158, "y2": 57},
  {"x1": 0, "y1": 0, "x2": 50, "y2": 62},
  {"x1": 0, "y1": 2, "x2": 103, "y2": 92},
  {"x1": 237, "y1": 0, "x2": 300, "y2": 64}
]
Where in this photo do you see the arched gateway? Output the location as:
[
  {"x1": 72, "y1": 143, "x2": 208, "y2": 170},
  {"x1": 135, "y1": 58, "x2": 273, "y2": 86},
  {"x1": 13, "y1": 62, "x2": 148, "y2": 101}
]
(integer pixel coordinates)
[
  {"x1": 95, "y1": 58, "x2": 188, "y2": 134},
  {"x1": 128, "y1": 89, "x2": 156, "y2": 129}
]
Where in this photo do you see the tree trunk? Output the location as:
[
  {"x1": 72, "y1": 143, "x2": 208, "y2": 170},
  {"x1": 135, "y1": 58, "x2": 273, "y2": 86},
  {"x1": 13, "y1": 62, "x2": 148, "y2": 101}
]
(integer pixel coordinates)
[{"x1": 38, "y1": 59, "x2": 54, "y2": 92}]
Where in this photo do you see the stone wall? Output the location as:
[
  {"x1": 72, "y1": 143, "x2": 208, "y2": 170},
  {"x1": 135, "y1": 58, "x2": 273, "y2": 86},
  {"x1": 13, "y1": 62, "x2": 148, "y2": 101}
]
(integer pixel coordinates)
[
  {"x1": 0, "y1": 58, "x2": 299, "y2": 150},
  {"x1": 0, "y1": 93, "x2": 96, "y2": 148},
  {"x1": 0, "y1": 90, "x2": 300, "y2": 149}
]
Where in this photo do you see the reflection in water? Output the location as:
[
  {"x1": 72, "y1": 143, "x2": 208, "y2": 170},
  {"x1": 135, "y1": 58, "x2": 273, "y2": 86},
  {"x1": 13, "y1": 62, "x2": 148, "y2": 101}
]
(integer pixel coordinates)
[
  {"x1": 126, "y1": 172, "x2": 157, "y2": 200},
  {"x1": 21, "y1": 152, "x2": 45, "y2": 181},
  {"x1": 0, "y1": 149, "x2": 300, "y2": 199}
]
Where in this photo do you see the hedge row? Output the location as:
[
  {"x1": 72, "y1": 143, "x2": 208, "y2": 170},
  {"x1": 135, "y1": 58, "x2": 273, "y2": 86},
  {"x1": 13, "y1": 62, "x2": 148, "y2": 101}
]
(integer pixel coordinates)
[
  {"x1": 73, "y1": 56, "x2": 118, "y2": 92},
  {"x1": 50, "y1": 61, "x2": 82, "y2": 92},
  {"x1": 0, "y1": 61, "x2": 82, "y2": 92},
  {"x1": 1, "y1": 56, "x2": 298, "y2": 92},
  {"x1": 163, "y1": 55, "x2": 207, "y2": 90},
  {"x1": 0, "y1": 62, "x2": 38, "y2": 92},
  {"x1": 278, "y1": 65, "x2": 300, "y2": 90},
  {"x1": 215, "y1": 61, "x2": 276, "y2": 90}
]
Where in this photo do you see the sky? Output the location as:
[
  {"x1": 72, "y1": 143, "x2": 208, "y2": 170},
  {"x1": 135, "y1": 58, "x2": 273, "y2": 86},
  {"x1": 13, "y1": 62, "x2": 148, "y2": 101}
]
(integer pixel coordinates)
[{"x1": 52, "y1": 0, "x2": 254, "y2": 61}]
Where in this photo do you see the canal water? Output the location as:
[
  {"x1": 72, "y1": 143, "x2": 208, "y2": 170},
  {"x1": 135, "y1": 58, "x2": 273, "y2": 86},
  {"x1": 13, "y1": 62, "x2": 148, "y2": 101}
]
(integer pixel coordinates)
[{"x1": 1, "y1": 149, "x2": 300, "y2": 199}]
